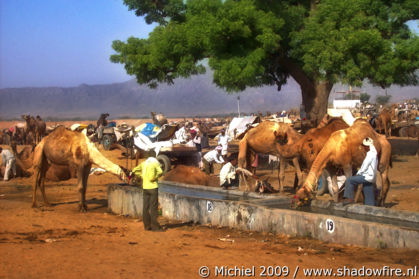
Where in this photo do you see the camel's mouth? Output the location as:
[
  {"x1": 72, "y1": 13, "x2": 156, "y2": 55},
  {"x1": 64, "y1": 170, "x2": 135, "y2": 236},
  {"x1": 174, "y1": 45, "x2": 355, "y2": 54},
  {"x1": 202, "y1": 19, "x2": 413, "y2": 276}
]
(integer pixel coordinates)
[{"x1": 292, "y1": 187, "x2": 313, "y2": 208}]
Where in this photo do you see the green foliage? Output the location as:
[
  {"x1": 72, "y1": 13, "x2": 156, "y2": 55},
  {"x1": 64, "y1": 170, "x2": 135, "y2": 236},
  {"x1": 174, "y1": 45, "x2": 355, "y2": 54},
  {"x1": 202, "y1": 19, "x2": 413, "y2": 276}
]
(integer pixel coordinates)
[
  {"x1": 376, "y1": 94, "x2": 392, "y2": 105},
  {"x1": 112, "y1": 0, "x2": 419, "y2": 97},
  {"x1": 360, "y1": 92, "x2": 371, "y2": 103}
]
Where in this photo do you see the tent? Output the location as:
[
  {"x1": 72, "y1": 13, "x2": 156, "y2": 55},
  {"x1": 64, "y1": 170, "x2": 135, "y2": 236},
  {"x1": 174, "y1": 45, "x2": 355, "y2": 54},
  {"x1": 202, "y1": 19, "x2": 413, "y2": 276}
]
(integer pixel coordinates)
[{"x1": 227, "y1": 116, "x2": 260, "y2": 139}]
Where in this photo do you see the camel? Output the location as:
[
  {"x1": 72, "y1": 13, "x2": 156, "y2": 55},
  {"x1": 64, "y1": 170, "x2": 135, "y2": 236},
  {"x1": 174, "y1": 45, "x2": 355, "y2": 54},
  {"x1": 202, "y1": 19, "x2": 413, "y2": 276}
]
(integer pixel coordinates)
[
  {"x1": 32, "y1": 126, "x2": 127, "y2": 211},
  {"x1": 35, "y1": 116, "x2": 46, "y2": 144},
  {"x1": 162, "y1": 165, "x2": 211, "y2": 186},
  {"x1": 238, "y1": 121, "x2": 303, "y2": 192},
  {"x1": 151, "y1": 112, "x2": 168, "y2": 126},
  {"x1": 5, "y1": 143, "x2": 77, "y2": 181},
  {"x1": 296, "y1": 119, "x2": 392, "y2": 207},
  {"x1": 97, "y1": 113, "x2": 110, "y2": 127},
  {"x1": 375, "y1": 108, "x2": 392, "y2": 137},
  {"x1": 22, "y1": 115, "x2": 37, "y2": 144},
  {"x1": 275, "y1": 117, "x2": 349, "y2": 170}
]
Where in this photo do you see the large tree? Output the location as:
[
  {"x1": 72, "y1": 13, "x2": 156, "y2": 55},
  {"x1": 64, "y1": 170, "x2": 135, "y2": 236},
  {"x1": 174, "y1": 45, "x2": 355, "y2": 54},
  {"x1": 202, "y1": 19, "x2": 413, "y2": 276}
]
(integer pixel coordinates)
[{"x1": 111, "y1": 0, "x2": 419, "y2": 124}]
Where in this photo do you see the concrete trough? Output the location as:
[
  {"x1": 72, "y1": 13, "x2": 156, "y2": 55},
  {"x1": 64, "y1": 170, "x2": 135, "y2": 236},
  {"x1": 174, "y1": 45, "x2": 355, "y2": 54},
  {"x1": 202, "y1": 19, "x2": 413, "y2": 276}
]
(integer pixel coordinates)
[{"x1": 108, "y1": 182, "x2": 419, "y2": 249}]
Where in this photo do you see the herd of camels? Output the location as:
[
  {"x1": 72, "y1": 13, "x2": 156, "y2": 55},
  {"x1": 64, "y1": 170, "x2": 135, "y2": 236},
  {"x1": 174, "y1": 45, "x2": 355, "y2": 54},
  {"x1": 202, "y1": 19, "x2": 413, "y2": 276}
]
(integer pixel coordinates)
[
  {"x1": 4, "y1": 110, "x2": 394, "y2": 211},
  {"x1": 237, "y1": 114, "x2": 392, "y2": 207}
]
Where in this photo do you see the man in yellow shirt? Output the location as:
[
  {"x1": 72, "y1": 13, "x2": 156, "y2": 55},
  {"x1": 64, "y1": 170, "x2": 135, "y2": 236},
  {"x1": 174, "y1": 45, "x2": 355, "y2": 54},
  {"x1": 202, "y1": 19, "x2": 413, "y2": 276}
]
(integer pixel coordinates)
[{"x1": 132, "y1": 156, "x2": 164, "y2": 232}]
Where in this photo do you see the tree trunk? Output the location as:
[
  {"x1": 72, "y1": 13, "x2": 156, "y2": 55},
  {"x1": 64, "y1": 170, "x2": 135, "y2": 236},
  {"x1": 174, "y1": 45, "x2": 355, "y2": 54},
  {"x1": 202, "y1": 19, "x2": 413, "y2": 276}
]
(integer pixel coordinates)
[
  {"x1": 301, "y1": 80, "x2": 332, "y2": 126},
  {"x1": 278, "y1": 57, "x2": 332, "y2": 126}
]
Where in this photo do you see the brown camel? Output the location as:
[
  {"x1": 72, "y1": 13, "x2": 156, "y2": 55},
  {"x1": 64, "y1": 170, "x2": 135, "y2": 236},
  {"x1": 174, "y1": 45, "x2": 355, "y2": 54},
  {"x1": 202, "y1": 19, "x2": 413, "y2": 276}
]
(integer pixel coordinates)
[
  {"x1": 97, "y1": 113, "x2": 110, "y2": 127},
  {"x1": 151, "y1": 112, "x2": 168, "y2": 126},
  {"x1": 238, "y1": 121, "x2": 303, "y2": 192},
  {"x1": 6, "y1": 143, "x2": 77, "y2": 181},
  {"x1": 22, "y1": 115, "x2": 37, "y2": 144},
  {"x1": 35, "y1": 116, "x2": 46, "y2": 143},
  {"x1": 296, "y1": 119, "x2": 392, "y2": 206},
  {"x1": 375, "y1": 108, "x2": 392, "y2": 137},
  {"x1": 32, "y1": 126, "x2": 127, "y2": 211},
  {"x1": 272, "y1": 117, "x2": 349, "y2": 198},
  {"x1": 162, "y1": 165, "x2": 211, "y2": 186}
]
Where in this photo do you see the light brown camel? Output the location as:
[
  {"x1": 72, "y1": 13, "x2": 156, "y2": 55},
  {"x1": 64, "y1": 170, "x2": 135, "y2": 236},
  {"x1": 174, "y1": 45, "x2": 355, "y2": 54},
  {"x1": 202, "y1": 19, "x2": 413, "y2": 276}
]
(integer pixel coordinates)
[
  {"x1": 162, "y1": 165, "x2": 211, "y2": 186},
  {"x1": 238, "y1": 121, "x2": 303, "y2": 192},
  {"x1": 35, "y1": 115, "x2": 46, "y2": 144},
  {"x1": 375, "y1": 108, "x2": 392, "y2": 137},
  {"x1": 151, "y1": 112, "x2": 168, "y2": 126},
  {"x1": 296, "y1": 119, "x2": 391, "y2": 206},
  {"x1": 32, "y1": 126, "x2": 127, "y2": 211}
]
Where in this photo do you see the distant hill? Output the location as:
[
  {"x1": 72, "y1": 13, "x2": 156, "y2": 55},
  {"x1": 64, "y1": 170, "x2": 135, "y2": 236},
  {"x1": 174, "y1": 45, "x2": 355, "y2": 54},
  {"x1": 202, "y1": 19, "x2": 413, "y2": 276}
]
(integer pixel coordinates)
[
  {"x1": 0, "y1": 72, "x2": 302, "y2": 120},
  {"x1": 0, "y1": 71, "x2": 417, "y2": 120}
]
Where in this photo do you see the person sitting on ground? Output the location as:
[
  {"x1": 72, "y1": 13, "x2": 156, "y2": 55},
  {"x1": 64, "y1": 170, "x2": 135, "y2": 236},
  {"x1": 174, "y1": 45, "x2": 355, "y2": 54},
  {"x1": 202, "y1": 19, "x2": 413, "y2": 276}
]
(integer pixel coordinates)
[
  {"x1": 202, "y1": 146, "x2": 224, "y2": 174},
  {"x1": 0, "y1": 147, "x2": 16, "y2": 181},
  {"x1": 219, "y1": 156, "x2": 240, "y2": 189},
  {"x1": 342, "y1": 137, "x2": 378, "y2": 206},
  {"x1": 131, "y1": 155, "x2": 165, "y2": 232}
]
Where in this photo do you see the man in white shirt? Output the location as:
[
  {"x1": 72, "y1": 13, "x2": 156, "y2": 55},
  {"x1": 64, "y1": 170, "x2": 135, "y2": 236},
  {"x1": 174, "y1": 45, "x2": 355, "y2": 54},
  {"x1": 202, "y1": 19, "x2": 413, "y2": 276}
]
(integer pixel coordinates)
[
  {"x1": 220, "y1": 156, "x2": 239, "y2": 189},
  {"x1": 343, "y1": 137, "x2": 378, "y2": 206},
  {"x1": 0, "y1": 147, "x2": 16, "y2": 181},
  {"x1": 203, "y1": 146, "x2": 224, "y2": 174},
  {"x1": 217, "y1": 129, "x2": 231, "y2": 159}
]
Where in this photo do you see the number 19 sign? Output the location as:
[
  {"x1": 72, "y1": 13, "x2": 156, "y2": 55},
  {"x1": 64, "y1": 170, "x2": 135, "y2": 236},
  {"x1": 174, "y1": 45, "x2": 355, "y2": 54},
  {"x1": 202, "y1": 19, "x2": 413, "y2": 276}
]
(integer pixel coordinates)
[{"x1": 325, "y1": 218, "x2": 335, "y2": 233}]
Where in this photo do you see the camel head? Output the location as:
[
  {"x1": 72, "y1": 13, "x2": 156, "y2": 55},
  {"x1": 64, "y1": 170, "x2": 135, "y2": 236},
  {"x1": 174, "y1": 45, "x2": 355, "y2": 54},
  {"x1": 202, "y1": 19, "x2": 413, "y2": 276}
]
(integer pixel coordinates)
[
  {"x1": 274, "y1": 130, "x2": 288, "y2": 145},
  {"x1": 22, "y1": 114, "x2": 29, "y2": 121},
  {"x1": 119, "y1": 165, "x2": 129, "y2": 183},
  {"x1": 293, "y1": 185, "x2": 314, "y2": 207}
]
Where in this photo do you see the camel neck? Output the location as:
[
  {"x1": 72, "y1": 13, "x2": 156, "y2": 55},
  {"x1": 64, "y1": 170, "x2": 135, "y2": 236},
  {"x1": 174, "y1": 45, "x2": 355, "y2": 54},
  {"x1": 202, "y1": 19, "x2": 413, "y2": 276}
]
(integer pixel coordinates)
[{"x1": 84, "y1": 136, "x2": 122, "y2": 177}]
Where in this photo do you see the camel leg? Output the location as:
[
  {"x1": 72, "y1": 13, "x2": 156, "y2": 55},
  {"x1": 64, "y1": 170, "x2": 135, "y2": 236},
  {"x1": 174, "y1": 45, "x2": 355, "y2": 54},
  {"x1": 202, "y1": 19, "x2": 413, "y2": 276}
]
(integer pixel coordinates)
[
  {"x1": 39, "y1": 163, "x2": 51, "y2": 206},
  {"x1": 330, "y1": 173, "x2": 339, "y2": 203},
  {"x1": 354, "y1": 185, "x2": 363, "y2": 203},
  {"x1": 80, "y1": 164, "x2": 92, "y2": 212},
  {"x1": 32, "y1": 167, "x2": 41, "y2": 208},
  {"x1": 292, "y1": 157, "x2": 303, "y2": 188},
  {"x1": 377, "y1": 170, "x2": 390, "y2": 206},
  {"x1": 278, "y1": 158, "x2": 286, "y2": 193},
  {"x1": 237, "y1": 138, "x2": 248, "y2": 169},
  {"x1": 76, "y1": 167, "x2": 87, "y2": 212}
]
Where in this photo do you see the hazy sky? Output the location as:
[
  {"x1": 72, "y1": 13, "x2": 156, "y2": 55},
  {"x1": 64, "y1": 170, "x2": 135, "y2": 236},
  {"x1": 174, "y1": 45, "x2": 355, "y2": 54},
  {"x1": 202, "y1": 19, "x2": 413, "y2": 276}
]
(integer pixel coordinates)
[
  {"x1": 0, "y1": 0, "x2": 155, "y2": 88},
  {"x1": 0, "y1": 1, "x2": 417, "y2": 89}
]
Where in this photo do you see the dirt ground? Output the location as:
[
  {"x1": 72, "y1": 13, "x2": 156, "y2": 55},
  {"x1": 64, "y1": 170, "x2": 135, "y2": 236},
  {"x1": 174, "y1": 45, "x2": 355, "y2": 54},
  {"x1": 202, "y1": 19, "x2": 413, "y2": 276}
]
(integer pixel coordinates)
[{"x1": 1, "y1": 123, "x2": 419, "y2": 278}]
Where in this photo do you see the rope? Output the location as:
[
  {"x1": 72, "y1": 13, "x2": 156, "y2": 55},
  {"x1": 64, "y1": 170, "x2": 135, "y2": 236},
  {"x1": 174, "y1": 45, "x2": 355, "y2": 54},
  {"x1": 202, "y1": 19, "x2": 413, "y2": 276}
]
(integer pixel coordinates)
[
  {"x1": 236, "y1": 167, "x2": 254, "y2": 177},
  {"x1": 304, "y1": 171, "x2": 318, "y2": 191}
]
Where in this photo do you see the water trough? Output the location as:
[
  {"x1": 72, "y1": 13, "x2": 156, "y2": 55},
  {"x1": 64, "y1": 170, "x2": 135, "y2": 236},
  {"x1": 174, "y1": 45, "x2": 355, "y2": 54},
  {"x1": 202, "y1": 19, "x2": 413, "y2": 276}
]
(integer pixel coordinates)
[{"x1": 108, "y1": 182, "x2": 419, "y2": 249}]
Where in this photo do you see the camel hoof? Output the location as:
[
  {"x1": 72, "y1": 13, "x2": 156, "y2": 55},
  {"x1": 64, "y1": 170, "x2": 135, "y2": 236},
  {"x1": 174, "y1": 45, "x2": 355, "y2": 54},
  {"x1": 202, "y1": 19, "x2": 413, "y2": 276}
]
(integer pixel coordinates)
[
  {"x1": 31, "y1": 203, "x2": 37, "y2": 208},
  {"x1": 79, "y1": 204, "x2": 88, "y2": 212}
]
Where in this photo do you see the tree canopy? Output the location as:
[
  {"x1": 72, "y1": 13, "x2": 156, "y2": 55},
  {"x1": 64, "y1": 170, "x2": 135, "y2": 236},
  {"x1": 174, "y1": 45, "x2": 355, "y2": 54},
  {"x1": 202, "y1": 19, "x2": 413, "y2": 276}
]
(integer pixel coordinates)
[{"x1": 111, "y1": 0, "x2": 419, "y2": 122}]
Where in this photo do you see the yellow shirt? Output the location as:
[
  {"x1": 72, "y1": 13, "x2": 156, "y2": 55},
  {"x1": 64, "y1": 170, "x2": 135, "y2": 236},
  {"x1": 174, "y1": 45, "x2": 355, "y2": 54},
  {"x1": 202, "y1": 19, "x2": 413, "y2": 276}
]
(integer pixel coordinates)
[{"x1": 132, "y1": 157, "x2": 163, "y2": 189}]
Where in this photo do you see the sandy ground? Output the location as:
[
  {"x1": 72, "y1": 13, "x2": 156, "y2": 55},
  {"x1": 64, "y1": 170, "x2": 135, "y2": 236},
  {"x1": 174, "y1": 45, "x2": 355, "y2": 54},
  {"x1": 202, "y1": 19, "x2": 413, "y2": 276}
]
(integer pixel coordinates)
[{"x1": 1, "y1": 124, "x2": 418, "y2": 278}]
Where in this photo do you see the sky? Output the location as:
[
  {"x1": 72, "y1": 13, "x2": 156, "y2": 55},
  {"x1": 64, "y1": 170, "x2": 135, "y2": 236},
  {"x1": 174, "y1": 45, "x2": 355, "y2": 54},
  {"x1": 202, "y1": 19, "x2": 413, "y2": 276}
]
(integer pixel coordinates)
[
  {"x1": 0, "y1": 1, "x2": 418, "y2": 89},
  {"x1": 0, "y1": 0, "x2": 155, "y2": 88}
]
